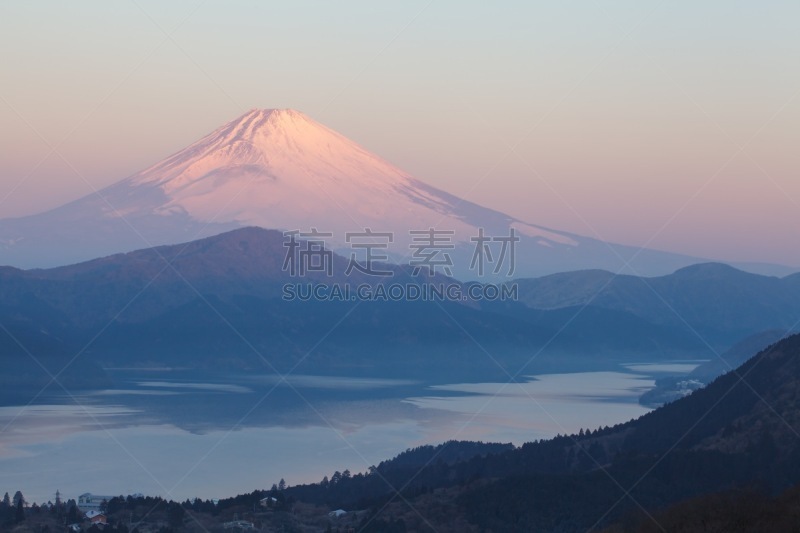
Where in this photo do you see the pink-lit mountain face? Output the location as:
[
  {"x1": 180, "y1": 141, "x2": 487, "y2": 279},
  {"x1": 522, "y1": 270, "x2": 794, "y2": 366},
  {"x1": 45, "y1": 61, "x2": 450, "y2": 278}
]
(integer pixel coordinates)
[
  {"x1": 0, "y1": 109, "x2": 734, "y2": 278},
  {"x1": 126, "y1": 108, "x2": 507, "y2": 249}
]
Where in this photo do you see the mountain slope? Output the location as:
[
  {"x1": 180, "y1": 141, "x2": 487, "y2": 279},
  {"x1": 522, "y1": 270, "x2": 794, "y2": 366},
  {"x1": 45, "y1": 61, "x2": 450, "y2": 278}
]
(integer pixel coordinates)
[
  {"x1": 0, "y1": 108, "x2": 774, "y2": 279},
  {"x1": 640, "y1": 330, "x2": 790, "y2": 407},
  {"x1": 279, "y1": 334, "x2": 800, "y2": 531}
]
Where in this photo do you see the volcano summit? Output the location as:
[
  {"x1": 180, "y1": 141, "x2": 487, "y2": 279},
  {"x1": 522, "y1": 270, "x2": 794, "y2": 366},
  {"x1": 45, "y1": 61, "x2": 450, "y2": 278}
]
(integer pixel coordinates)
[{"x1": 0, "y1": 109, "x2": 741, "y2": 278}]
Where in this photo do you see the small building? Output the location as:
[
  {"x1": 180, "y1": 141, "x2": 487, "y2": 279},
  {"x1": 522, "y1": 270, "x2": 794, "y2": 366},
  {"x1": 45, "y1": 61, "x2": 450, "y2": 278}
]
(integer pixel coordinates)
[
  {"x1": 328, "y1": 509, "x2": 347, "y2": 518},
  {"x1": 78, "y1": 493, "x2": 115, "y2": 512},
  {"x1": 85, "y1": 510, "x2": 107, "y2": 524},
  {"x1": 223, "y1": 519, "x2": 255, "y2": 530},
  {"x1": 259, "y1": 496, "x2": 277, "y2": 507}
]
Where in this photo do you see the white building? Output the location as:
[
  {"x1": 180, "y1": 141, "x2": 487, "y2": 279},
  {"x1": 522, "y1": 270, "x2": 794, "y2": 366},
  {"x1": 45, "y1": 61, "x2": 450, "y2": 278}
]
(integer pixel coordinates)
[{"x1": 77, "y1": 493, "x2": 116, "y2": 512}]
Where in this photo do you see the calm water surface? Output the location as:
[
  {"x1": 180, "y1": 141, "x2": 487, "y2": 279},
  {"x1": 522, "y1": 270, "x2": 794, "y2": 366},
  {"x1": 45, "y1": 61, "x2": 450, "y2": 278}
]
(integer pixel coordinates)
[{"x1": 0, "y1": 363, "x2": 701, "y2": 504}]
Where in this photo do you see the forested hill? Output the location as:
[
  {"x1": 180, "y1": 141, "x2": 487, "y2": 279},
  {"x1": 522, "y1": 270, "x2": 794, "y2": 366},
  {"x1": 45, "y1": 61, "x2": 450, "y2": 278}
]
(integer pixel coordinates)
[{"x1": 279, "y1": 334, "x2": 800, "y2": 531}]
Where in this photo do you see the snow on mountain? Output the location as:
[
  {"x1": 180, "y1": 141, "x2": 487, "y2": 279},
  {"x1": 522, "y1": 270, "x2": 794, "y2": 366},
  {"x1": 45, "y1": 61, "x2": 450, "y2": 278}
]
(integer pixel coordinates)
[
  {"x1": 0, "y1": 108, "x2": 783, "y2": 279},
  {"x1": 127, "y1": 108, "x2": 479, "y2": 244}
]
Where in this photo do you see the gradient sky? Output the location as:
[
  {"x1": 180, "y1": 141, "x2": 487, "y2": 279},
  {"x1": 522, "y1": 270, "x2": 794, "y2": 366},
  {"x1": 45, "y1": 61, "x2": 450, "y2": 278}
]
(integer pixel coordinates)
[{"x1": 1, "y1": 1, "x2": 798, "y2": 266}]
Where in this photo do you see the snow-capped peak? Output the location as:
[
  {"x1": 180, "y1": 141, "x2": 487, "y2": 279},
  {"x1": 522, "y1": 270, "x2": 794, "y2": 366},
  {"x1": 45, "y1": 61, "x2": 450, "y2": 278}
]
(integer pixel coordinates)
[
  {"x1": 124, "y1": 108, "x2": 486, "y2": 244},
  {"x1": 0, "y1": 108, "x2": 715, "y2": 278}
]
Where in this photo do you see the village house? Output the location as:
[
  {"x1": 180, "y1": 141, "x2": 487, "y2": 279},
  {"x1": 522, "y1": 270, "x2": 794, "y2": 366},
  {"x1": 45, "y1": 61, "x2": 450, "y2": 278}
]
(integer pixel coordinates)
[{"x1": 85, "y1": 510, "x2": 107, "y2": 525}]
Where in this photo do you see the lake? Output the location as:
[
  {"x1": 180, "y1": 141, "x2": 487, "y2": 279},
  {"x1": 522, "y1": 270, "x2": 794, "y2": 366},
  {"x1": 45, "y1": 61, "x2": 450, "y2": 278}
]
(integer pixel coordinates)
[{"x1": 0, "y1": 362, "x2": 701, "y2": 505}]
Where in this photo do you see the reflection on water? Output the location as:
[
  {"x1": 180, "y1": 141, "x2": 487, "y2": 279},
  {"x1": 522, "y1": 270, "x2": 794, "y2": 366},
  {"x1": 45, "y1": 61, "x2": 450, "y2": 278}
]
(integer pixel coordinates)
[
  {"x1": 243, "y1": 374, "x2": 420, "y2": 390},
  {"x1": 92, "y1": 389, "x2": 180, "y2": 396},
  {"x1": 404, "y1": 372, "x2": 654, "y2": 445},
  {"x1": 137, "y1": 381, "x2": 253, "y2": 394},
  {"x1": 622, "y1": 361, "x2": 706, "y2": 374},
  {"x1": 0, "y1": 404, "x2": 139, "y2": 458},
  {"x1": 0, "y1": 365, "x2": 691, "y2": 504}
]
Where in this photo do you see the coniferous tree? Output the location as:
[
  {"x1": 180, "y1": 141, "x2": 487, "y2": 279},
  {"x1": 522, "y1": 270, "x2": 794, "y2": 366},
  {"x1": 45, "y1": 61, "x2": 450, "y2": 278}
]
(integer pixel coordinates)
[
  {"x1": 12, "y1": 492, "x2": 24, "y2": 508},
  {"x1": 14, "y1": 498, "x2": 24, "y2": 523},
  {"x1": 67, "y1": 503, "x2": 79, "y2": 524}
]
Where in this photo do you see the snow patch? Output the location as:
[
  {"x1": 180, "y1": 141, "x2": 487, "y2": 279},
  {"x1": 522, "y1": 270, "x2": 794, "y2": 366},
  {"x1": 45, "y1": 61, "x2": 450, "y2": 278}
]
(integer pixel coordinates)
[{"x1": 511, "y1": 222, "x2": 579, "y2": 247}]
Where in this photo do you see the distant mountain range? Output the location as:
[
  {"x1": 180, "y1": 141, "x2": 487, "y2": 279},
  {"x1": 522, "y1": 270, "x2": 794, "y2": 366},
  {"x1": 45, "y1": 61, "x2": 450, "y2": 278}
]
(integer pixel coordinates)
[
  {"x1": 515, "y1": 264, "x2": 800, "y2": 346},
  {"x1": 0, "y1": 227, "x2": 798, "y2": 387},
  {"x1": 0, "y1": 228, "x2": 716, "y2": 384},
  {"x1": 0, "y1": 108, "x2": 794, "y2": 279}
]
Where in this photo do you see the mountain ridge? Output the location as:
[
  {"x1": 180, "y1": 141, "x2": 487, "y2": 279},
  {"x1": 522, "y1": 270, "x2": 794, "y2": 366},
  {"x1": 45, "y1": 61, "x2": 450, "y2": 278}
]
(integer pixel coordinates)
[
  {"x1": 0, "y1": 227, "x2": 717, "y2": 380},
  {"x1": 3, "y1": 227, "x2": 797, "y2": 358},
  {"x1": 515, "y1": 262, "x2": 800, "y2": 345}
]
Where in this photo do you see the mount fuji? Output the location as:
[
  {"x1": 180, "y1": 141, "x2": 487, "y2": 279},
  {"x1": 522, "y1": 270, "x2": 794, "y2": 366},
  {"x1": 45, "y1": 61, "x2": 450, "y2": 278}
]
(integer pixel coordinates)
[{"x1": 0, "y1": 109, "x2": 782, "y2": 278}]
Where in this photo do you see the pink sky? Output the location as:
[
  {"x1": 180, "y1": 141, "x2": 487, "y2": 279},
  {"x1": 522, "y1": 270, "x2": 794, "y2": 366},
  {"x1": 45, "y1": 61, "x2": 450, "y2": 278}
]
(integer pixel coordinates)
[{"x1": 1, "y1": 1, "x2": 798, "y2": 266}]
